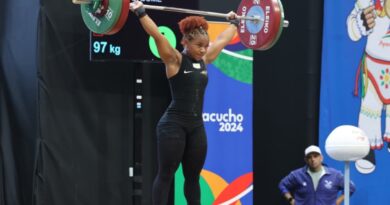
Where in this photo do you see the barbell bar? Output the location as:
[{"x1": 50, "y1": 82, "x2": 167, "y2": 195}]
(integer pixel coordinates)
[
  {"x1": 142, "y1": 5, "x2": 263, "y2": 22},
  {"x1": 141, "y1": 4, "x2": 289, "y2": 28},
  {"x1": 75, "y1": 0, "x2": 289, "y2": 50}
]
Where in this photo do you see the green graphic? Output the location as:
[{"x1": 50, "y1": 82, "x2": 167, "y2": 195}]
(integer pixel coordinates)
[
  {"x1": 212, "y1": 49, "x2": 253, "y2": 84},
  {"x1": 149, "y1": 26, "x2": 177, "y2": 58},
  {"x1": 175, "y1": 165, "x2": 214, "y2": 205}
]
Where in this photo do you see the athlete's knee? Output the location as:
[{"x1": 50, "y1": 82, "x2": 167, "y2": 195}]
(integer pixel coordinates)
[
  {"x1": 184, "y1": 174, "x2": 201, "y2": 184},
  {"x1": 158, "y1": 164, "x2": 179, "y2": 181}
]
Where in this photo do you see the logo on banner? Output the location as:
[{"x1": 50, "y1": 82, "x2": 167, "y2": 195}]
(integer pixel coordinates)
[{"x1": 203, "y1": 108, "x2": 244, "y2": 132}]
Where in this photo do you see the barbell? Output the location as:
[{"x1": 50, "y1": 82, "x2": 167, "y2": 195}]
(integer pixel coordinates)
[{"x1": 73, "y1": 0, "x2": 289, "y2": 50}]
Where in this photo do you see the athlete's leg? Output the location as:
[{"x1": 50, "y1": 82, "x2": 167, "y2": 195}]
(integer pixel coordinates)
[
  {"x1": 153, "y1": 122, "x2": 186, "y2": 205},
  {"x1": 181, "y1": 125, "x2": 207, "y2": 205}
]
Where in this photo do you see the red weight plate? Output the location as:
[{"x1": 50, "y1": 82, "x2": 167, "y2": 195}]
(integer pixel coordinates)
[
  {"x1": 259, "y1": 0, "x2": 284, "y2": 50},
  {"x1": 236, "y1": 0, "x2": 284, "y2": 50},
  {"x1": 105, "y1": 0, "x2": 130, "y2": 35}
]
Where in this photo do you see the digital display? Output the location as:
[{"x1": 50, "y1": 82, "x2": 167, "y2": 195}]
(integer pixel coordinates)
[{"x1": 90, "y1": 0, "x2": 199, "y2": 62}]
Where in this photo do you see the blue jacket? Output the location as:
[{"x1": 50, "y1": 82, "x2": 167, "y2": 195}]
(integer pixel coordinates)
[{"x1": 279, "y1": 165, "x2": 355, "y2": 205}]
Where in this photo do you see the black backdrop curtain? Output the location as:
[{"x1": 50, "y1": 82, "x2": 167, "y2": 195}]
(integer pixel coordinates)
[
  {"x1": 1, "y1": 0, "x2": 40, "y2": 204},
  {"x1": 35, "y1": 0, "x2": 135, "y2": 205},
  {"x1": 0, "y1": 2, "x2": 4, "y2": 203},
  {"x1": 253, "y1": 0, "x2": 324, "y2": 204}
]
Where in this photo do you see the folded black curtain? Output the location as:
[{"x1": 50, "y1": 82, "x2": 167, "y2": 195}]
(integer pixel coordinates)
[
  {"x1": 0, "y1": 0, "x2": 40, "y2": 205},
  {"x1": 253, "y1": 0, "x2": 324, "y2": 204},
  {"x1": 34, "y1": 0, "x2": 135, "y2": 205},
  {"x1": 2, "y1": 0, "x2": 136, "y2": 204}
]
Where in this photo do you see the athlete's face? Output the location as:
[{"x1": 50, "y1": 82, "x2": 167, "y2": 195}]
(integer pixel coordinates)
[
  {"x1": 183, "y1": 35, "x2": 209, "y2": 61},
  {"x1": 305, "y1": 152, "x2": 323, "y2": 172}
]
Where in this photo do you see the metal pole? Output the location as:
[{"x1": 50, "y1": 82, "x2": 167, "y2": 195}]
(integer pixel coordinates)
[{"x1": 344, "y1": 161, "x2": 350, "y2": 205}]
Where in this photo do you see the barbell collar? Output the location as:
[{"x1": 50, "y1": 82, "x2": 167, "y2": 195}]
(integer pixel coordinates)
[{"x1": 73, "y1": 0, "x2": 92, "y2": 4}]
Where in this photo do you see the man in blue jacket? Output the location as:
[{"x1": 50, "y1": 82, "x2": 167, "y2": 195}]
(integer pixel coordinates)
[{"x1": 279, "y1": 145, "x2": 355, "y2": 205}]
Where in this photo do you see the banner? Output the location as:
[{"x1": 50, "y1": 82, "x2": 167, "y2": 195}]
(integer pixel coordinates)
[
  {"x1": 175, "y1": 22, "x2": 253, "y2": 205},
  {"x1": 320, "y1": 0, "x2": 390, "y2": 204}
]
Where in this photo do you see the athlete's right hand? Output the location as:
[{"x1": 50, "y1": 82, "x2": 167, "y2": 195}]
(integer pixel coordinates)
[
  {"x1": 130, "y1": 1, "x2": 143, "y2": 10},
  {"x1": 130, "y1": 1, "x2": 146, "y2": 17}
]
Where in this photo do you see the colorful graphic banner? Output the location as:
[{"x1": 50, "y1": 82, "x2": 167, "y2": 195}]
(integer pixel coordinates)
[
  {"x1": 320, "y1": 0, "x2": 390, "y2": 204},
  {"x1": 175, "y1": 22, "x2": 253, "y2": 205}
]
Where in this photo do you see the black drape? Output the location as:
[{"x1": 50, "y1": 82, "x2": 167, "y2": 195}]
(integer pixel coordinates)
[
  {"x1": 0, "y1": 0, "x2": 40, "y2": 204},
  {"x1": 0, "y1": 2, "x2": 5, "y2": 203},
  {"x1": 134, "y1": 64, "x2": 171, "y2": 205},
  {"x1": 34, "y1": 1, "x2": 134, "y2": 205},
  {"x1": 253, "y1": 0, "x2": 324, "y2": 204}
]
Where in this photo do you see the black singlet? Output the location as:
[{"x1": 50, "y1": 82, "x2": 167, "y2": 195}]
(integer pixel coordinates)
[{"x1": 159, "y1": 52, "x2": 208, "y2": 126}]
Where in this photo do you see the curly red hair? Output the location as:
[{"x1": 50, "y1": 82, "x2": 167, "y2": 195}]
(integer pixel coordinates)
[{"x1": 178, "y1": 16, "x2": 209, "y2": 35}]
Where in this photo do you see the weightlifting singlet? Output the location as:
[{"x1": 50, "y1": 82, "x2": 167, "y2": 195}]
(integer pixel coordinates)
[{"x1": 159, "y1": 52, "x2": 208, "y2": 126}]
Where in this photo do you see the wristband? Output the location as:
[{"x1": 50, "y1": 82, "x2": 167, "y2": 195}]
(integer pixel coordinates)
[
  {"x1": 229, "y1": 19, "x2": 239, "y2": 27},
  {"x1": 134, "y1": 6, "x2": 147, "y2": 18}
]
